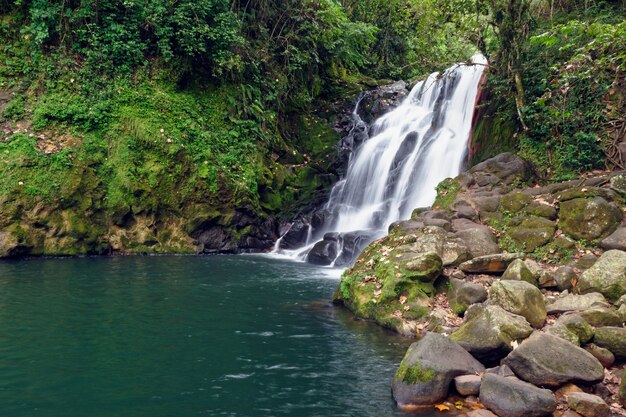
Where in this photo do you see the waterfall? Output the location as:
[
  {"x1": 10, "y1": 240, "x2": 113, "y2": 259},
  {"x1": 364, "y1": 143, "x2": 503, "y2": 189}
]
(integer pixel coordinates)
[{"x1": 274, "y1": 54, "x2": 487, "y2": 266}]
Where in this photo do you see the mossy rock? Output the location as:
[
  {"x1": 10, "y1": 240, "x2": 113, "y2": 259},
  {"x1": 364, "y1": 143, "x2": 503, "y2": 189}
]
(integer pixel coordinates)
[
  {"x1": 593, "y1": 327, "x2": 626, "y2": 360},
  {"x1": 500, "y1": 191, "x2": 532, "y2": 213},
  {"x1": 507, "y1": 216, "x2": 556, "y2": 252},
  {"x1": 578, "y1": 250, "x2": 626, "y2": 302},
  {"x1": 559, "y1": 197, "x2": 622, "y2": 241}
]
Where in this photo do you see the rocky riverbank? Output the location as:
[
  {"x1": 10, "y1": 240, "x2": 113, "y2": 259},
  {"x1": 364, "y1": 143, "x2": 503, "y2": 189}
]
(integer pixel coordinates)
[{"x1": 334, "y1": 153, "x2": 626, "y2": 416}]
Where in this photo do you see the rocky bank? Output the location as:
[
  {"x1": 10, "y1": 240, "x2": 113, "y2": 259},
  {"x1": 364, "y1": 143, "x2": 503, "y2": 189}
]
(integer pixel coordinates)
[{"x1": 334, "y1": 153, "x2": 626, "y2": 416}]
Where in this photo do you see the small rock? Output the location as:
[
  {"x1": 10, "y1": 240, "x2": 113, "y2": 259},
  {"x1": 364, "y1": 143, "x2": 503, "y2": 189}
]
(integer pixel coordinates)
[
  {"x1": 459, "y1": 253, "x2": 524, "y2": 273},
  {"x1": 485, "y1": 364, "x2": 516, "y2": 378},
  {"x1": 619, "y1": 373, "x2": 626, "y2": 407},
  {"x1": 556, "y1": 383, "x2": 584, "y2": 399},
  {"x1": 554, "y1": 266, "x2": 578, "y2": 291},
  {"x1": 503, "y1": 332, "x2": 605, "y2": 387},
  {"x1": 567, "y1": 392, "x2": 610, "y2": 417},
  {"x1": 489, "y1": 280, "x2": 546, "y2": 328},
  {"x1": 467, "y1": 410, "x2": 499, "y2": 417},
  {"x1": 501, "y1": 259, "x2": 537, "y2": 286},
  {"x1": 479, "y1": 373, "x2": 557, "y2": 417},
  {"x1": 450, "y1": 304, "x2": 533, "y2": 364},
  {"x1": 593, "y1": 327, "x2": 626, "y2": 360},
  {"x1": 447, "y1": 277, "x2": 488, "y2": 315},
  {"x1": 577, "y1": 250, "x2": 626, "y2": 302},
  {"x1": 392, "y1": 332, "x2": 484, "y2": 406},
  {"x1": 546, "y1": 293, "x2": 609, "y2": 314},
  {"x1": 454, "y1": 374, "x2": 482, "y2": 396},
  {"x1": 583, "y1": 344, "x2": 615, "y2": 368},
  {"x1": 600, "y1": 227, "x2": 626, "y2": 251}
]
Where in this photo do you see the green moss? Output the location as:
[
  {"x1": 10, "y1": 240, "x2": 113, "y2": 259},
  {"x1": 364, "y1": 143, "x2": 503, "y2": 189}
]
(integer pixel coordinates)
[
  {"x1": 433, "y1": 178, "x2": 461, "y2": 209},
  {"x1": 395, "y1": 362, "x2": 435, "y2": 384}
]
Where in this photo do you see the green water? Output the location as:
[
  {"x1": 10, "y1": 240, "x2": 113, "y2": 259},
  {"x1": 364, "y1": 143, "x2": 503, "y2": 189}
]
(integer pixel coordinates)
[{"x1": 0, "y1": 255, "x2": 430, "y2": 417}]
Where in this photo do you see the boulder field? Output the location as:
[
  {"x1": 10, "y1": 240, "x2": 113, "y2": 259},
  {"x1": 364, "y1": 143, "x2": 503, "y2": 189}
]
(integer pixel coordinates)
[{"x1": 333, "y1": 153, "x2": 626, "y2": 416}]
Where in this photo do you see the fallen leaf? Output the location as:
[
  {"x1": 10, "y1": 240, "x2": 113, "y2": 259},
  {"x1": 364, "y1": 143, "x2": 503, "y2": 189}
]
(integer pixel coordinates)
[
  {"x1": 434, "y1": 404, "x2": 450, "y2": 411},
  {"x1": 399, "y1": 296, "x2": 407, "y2": 304}
]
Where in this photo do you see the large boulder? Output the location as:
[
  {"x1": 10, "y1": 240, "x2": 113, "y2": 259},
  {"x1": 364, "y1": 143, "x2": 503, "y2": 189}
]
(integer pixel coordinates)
[
  {"x1": 278, "y1": 220, "x2": 310, "y2": 250},
  {"x1": 593, "y1": 327, "x2": 626, "y2": 360},
  {"x1": 403, "y1": 252, "x2": 443, "y2": 282},
  {"x1": 459, "y1": 253, "x2": 524, "y2": 274},
  {"x1": 447, "y1": 277, "x2": 488, "y2": 315},
  {"x1": 392, "y1": 332, "x2": 484, "y2": 406},
  {"x1": 546, "y1": 292, "x2": 609, "y2": 314},
  {"x1": 489, "y1": 280, "x2": 546, "y2": 328},
  {"x1": 453, "y1": 219, "x2": 501, "y2": 258},
  {"x1": 449, "y1": 304, "x2": 533, "y2": 364},
  {"x1": 479, "y1": 373, "x2": 557, "y2": 417},
  {"x1": 577, "y1": 250, "x2": 626, "y2": 302},
  {"x1": 508, "y1": 216, "x2": 556, "y2": 252},
  {"x1": 545, "y1": 314, "x2": 594, "y2": 346},
  {"x1": 463, "y1": 153, "x2": 534, "y2": 189},
  {"x1": 503, "y1": 332, "x2": 605, "y2": 387},
  {"x1": 558, "y1": 197, "x2": 622, "y2": 241},
  {"x1": 501, "y1": 259, "x2": 538, "y2": 286},
  {"x1": 578, "y1": 307, "x2": 624, "y2": 327},
  {"x1": 306, "y1": 237, "x2": 338, "y2": 265}
]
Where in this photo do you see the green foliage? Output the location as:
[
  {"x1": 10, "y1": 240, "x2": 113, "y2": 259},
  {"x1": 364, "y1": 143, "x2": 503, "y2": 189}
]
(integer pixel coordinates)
[{"x1": 2, "y1": 93, "x2": 25, "y2": 120}]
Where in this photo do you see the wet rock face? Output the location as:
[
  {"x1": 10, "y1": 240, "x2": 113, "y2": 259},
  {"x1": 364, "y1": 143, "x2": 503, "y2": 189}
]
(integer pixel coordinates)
[
  {"x1": 358, "y1": 81, "x2": 409, "y2": 124},
  {"x1": 391, "y1": 332, "x2": 484, "y2": 406},
  {"x1": 503, "y1": 332, "x2": 605, "y2": 387},
  {"x1": 479, "y1": 373, "x2": 557, "y2": 417}
]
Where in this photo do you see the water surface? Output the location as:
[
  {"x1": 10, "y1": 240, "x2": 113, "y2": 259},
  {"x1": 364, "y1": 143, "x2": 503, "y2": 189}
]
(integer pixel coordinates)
[{"x1": 0, "y1": 255, "x2": 435, "y2": 417}]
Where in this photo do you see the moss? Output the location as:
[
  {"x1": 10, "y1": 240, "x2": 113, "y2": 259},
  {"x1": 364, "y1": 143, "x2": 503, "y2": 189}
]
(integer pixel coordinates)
[
  {"x1": 395, "y1": 362, "x2": 435, "y2": 384},
  {"x1": 433, "y1": 178, "x2": 461, "y2": 210}
]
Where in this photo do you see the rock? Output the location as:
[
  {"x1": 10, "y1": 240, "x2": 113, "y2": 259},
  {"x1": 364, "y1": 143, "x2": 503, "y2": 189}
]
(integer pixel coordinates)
[
  {"x1": 619, "y1": 304, "x2": 626, "y2": 322},
  {"x1": 566, "y1": 392, "x2": 610, "y2": 417},
  {"x1": 554, "y1": 266, "x2": 578, "y2": 291},
  {"x1": 600, "y1": 227, "x2": 626, "y2": 251},
  {"x1": 459, "y1": 253, "x2": 524, "y2": 274},
  {"x1": 593, "y1": 327, "x2": 626, "y2": 360},
  {"x1": 500, "y1": 191, "x2": 533, "y2": 212},
  {"x1": 485, "y1": 364, "x2": 516, "y2": 378},
  {"x1": 359, "y1": 81, "x2": 409, "y2": 123},
  {"x1": 278, "y1": 220, "x2": 310, "y2": 250},
  {"x1": 508, "y1": 216, "x2": 556, "y2": 252},
  {"x1": 392, "y1": 332, "x2": 485, "y2": 406},
  {"x1": 556, "y1": 383, "x2": 584, "y2": 399},
  {"x1": 453, "y1": 220, "x2": 501, "y2": 258},
  {"x1": 0, "y1": 231, "x2": 18, "y2": 258},
  {"x1": 489, "y1": 280, "x2": 546, "y2": 328},
  {"x1": 503, "y1": 332, "x2": 605, "y2": 387},
  {"x1": 584, "y1": 344, "x2": 615, "y2": 368},
  {"x1": 617, "y1": 294, "x2": 626, "y2": 307},
  {"x1": 479, "y1": 373, "x2": 557, "y2": 417},
  {"x1": 555, "y1": 411, "x2": 583, "y2": 417},
  {"x1": 333, "y1": 231, "x2": 377, "y2": 267},
  {"x1": 546, "y1": 314, "x2": 595, "y2": 346},
  {"x1": 467, "y1": 410, "x2": 499, "y2": 417},
  {"x1": 404, "y1": 252, "x2": 443, "y2": 282},
  {"x1": 306, "y1": 238, "x2": 338, "y2": 265},
  {"x1": 619, "y1": 372, "x2": 626, "y2": 407},
  {"x1": 577, "y1": 250, "x2": 626, "y2": 302},
  {"x1": 610, "y1": 173, "x2": 626, "y2": 195},
  {"x1": 501, "y1": 259, "x2": 538, "y2": 286},
  {"x1": 578, "y1": 307, "x2": 623, "y2": 327},
  {"x1": 454, "y1": 375, "x2": 482, "y2": 396},
  {"x1": 572, "y1": 254, "x2": 599, "y2": 271},
  {"x1": 466, "y1": 153, "x2": 534, "y2": 188},
  {"x1": 450, "y1": 304, "x2": 533, "y2": 364},
  {"x1": 447, "y1": 277, "x2": 488, "y2": 315},
  {"x1": 546, "y1": 293, "x2": 609, "y2": 314},
  {"x1": 558, "y1": 197, "x2": 622, "y2": 241}
]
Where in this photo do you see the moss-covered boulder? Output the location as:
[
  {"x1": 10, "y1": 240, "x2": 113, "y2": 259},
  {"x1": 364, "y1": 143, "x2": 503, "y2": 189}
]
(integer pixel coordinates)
[
  {"x1": 579, "y1": 307, "x2": 624, "y2": 327},
  {"x1": 449, "y1": 304, "x2": 533, "y2": 364},
  {"x1": 508, "y1": 216, "x2": 556, "y2": 252},
  {"x1": 392, "y1": 332, "x2": 484, "y2": 406},
  {"x1": 558, "y1": 197, "x2": 622, "y2": 241},
  {"x1": 577, "y1": 250, "x2": 626, "y2": 302},
  {"x1": 501, "y1": 259, "x2": 538, "y2": 286},
  {"x1": 545, "y1": 292, "x2": 609, "y2": 314},
  {"x1": 593, "y1": 327, "x2": 626, "y2": 360},
  {"x1": 545, "y1": 314, "x2": 594, "y2": 346},
  {"x1": 489, "y1": 280, "x2": 546, "y2": 328},
  {"x1": 0, "y1": 231, "x2": 18, "y2": 258}
]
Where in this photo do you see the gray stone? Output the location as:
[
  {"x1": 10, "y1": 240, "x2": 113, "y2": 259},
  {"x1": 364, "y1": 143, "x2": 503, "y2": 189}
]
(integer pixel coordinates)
[
  {"x1": 559, "y1": 197, "x2": 622, "y2": 241},
  {"x1": 459, "y1": 253, "x2": 524, "y2": 273},
  {"x1": 466, "y1": 153, "x2": 534, "y2": 188},
  {"x1": 454, "y1": 374, "x2": 482, "y2": 396},
  {"x1": 503, "y1": 332, "x2": 604, "y2": 387},
  {"x1": 501, "y1": 259, "x2": 538, "y2": 286},
  {"x1": 546, "y1": 292, "x2": 609, "y2": 314},
  {"x1": 554, "y1": 266, "x2": 578, "y2": 291},
  {"x1": 450, "y1": 304, "x2": 533, "y2": 364},
  {"x1": 610, "y1": 173, "x2": 626, "y2": 195},
  {"x1": 616, "y1": 295, "x2": 626, "y2": 307},
  {"x1": 584, "y1": 344, "x2": 615, "y2": 368},
  {"x1": 578, "y1": 250, "x2": 626, "y2": 302},
  {"x1": 508, "y1": 216, "x2": 557, "y2": 252},
  {"x1": 567, "y1": 392, "x2": 610, "y2": 417},
  {"x1": 453, "y1": 219, "x2": 501, "y2": 258},
  {"x1": 593, "y1": 327, "x2": 626, "y2": 360},
  {"x1": 485, "y1": 364, "x2": 516, "y2": 378},
  {"x1": 447, "y1": 277, "x2": 488, "y2": 315},
  {"x1": 392, "y1": 332, "x2": 485, "y2": 406},
  {"x1": 572, "y1": 254, "x2": 599, "y2": 271},
  {"x1": 600, "y1": 227, "x2": 626, "y2": 251},
  {"x1": 479, "y1": 373, "x2": 557, "y2": 417},
  {"x1": 489, "y1": 280, "x2": 546, "y2": 328}
]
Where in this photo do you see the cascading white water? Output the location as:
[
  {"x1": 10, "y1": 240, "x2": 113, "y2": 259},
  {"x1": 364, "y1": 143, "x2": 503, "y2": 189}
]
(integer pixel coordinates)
[{"x1": 274, "y1": 54, "x2": 487, "y2": 266}]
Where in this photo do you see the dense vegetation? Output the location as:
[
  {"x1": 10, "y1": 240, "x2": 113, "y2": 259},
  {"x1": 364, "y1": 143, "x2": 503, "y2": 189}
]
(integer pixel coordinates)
[{"x1": 0, "y1": 0, "x2": 624, "y2": 256}]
